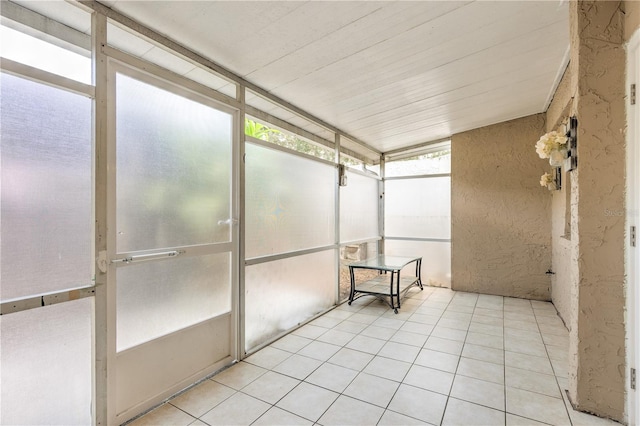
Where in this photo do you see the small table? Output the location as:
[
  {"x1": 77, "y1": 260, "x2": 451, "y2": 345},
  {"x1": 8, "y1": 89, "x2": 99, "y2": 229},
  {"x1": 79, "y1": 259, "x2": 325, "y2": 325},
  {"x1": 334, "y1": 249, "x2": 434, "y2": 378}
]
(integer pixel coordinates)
[{"x1": 347, "y1": 255, "x2": 423, "y2": 313}]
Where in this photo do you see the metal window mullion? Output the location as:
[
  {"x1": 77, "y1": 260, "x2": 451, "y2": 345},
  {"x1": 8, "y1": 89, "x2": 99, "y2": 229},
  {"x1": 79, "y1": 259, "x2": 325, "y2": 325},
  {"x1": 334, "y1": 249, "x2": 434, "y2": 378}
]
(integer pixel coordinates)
[
  {"x1": 244, "y1": 245, "x2": 338, "y2": 267},
  {"x1": 335, "y1": 133, "x2": 341, "y2": 305},
  {"x1": 384, "y1": 173, "x2": 451, "y2": 181},
  {"x1": 0, "y1": 58, "x2": 95, "y2": 97},
  {"x1": 91, "y1": 10, "x2": 112, "y2": 426},
  {"x1": 0, "y1": 287, "x2": 96, "y2": 315},
  {"x1": 231, "y1": 84, "x2": 246, "y2": 360}
]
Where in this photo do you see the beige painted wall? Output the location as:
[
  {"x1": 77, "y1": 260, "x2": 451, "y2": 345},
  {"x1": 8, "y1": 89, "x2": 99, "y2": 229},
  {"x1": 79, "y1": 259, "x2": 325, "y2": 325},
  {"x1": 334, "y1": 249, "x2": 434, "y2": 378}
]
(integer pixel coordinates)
[
  {"x1": 451, "y1": 114, "x2": 551, "y2": 299},
  {"x1": 546, "y1": 65, "x2": 575, "y2": 328}
]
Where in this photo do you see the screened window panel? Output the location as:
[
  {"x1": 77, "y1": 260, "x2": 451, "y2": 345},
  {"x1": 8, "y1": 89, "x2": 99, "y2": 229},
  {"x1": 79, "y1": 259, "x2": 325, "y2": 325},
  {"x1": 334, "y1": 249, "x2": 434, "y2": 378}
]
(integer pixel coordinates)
[
  {"x1": 0, "y1": 73, "x2": 92, "y2": 302},
  {"x1": 340, "y1": 172, "x2": 379, "y2": 242},
  {"x1": 116, "y1": 73, "x2": 232, "y2": 252},
  {"x1": 0, "y1": 25, "x2": 91, "y2": 84},
  {"x1": 385, "y1": 177, "x2": 451, "y2": 239},
  {"x1": 116, "y1": 253, "x2": 231, "y2": 351},
  {"x1": 385, "y1": 153, "x2": 451, "y2": 177},
  {"x1": 245, "y1": 250, "x2": 335, "y2": 351},
  {"x1": 0, "y1": 299, "x2": 92, "y2": 425},
  {"x1": 385, "y1": 240, "x2": 451, "y2": 287},
  {"x1": 245, "y1": 143, "x2": 335, "y2": 258}
]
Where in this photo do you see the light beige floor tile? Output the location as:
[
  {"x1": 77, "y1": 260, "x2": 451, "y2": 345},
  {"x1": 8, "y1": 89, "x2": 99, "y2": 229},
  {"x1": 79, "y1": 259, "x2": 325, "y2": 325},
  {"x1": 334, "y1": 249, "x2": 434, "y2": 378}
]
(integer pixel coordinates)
[
  {"x1": 270, "y1": 334, "x2": 313, "y2": 353},
  {"x1": 546, "y1": 344, "x2": 568, "y2": 361},
  {"x1": 241, "y1": 371, "x2": 301, "y2": 404},
  {"x1": 328, "y1": 347, "x2": 375, "y2": 371},
  {"x1": 472, "y1": 314, "x2": 505, "y2": 326},
  {"x1": 304, "y1": 362, "x2": 358, "y2": 393},
  {"x1": 292, "y1": 324, "x2": 329, "y2": 339},
  {"x1": 378, "y1": 341, "x2": 420, "y2": 363},
  {"x1": 504, "y1": 336, "x2": 548, "y2": 357},
  {"x1": 504, "y1": 318, "x2": 540, "y2": 332},
  {"x1": 323, "y1": 308, "x2": 354, "y2": 321},
  {"x1": 505, "y1": 311, "x2": 537, "y2": 322},
  {"x1": 431, "y1": 325, "x2": 467, "y2": 342},
  {"x1": 378, "y1": 409, "x2": 429, "y2": 425},
  {"x1": 538, "y1": 323, "x2": 569, "y2": 337},
  {"x1": 382, "y1": 310, "x2": 413, "y2": 321},
  {"x1": 474, "y1": 308, "x2": 504, "y2": 318},
  {"x1": 506, "y1": 413, "x2": 550, "y2": 425},
  {"x1": 400, "y1": 321, "x2": 435, "y2": 336},
  {"x1": 457, "y1": 357, "x2": 505, "y2": 385},
  {"x1": 343, "y1": 372, "x2": 400, "y2": 407},
  {"x1": 169, "y1": 380, "x2": 235, "y2": 418},
  {"x1": 348, "y1": 312, "x2": 381, "y2": 325},
  {"x1": 476, "y1": 294, "x2": 503, "y2": 307},
  {"x1": 360, "y1": 324, "x2": 397, "y2": 340},
  {"x1": 442, "y1": 397, "x2": 505, "y2": 426},
  {"x1": 245, "y1": 346, "x2": 292, "y2": 369},
  {"x1": 403, "y1": 364, "x2": 454, "y2": 395},
  {"x1": 212, "y1": 362, "x2": 267, "y2": 390},
  {"x1": 272, "y1": 354, "x2": 322, "y2": 380},
  {"x1": 504, "y1": 328, "x2": 543, "y2": 343},
  {"x1": 390, "y1": 330, "x2": 429, "y2": 347},
  {"x1": 414, "y1": 348, "x2": 460, "y2": 373},
  {"x1": 363, "y1": 355, "x2": 411, "y2": 382},
  {"x1": 424, "y1": 336, "x2": 464, "y2": 355},
  {"x1": 550, "y1": 356, "x2": 568, "y2": 378},
  {"x1": 505, "y1": 366, "x2": 561, "y2": 398},
  {"x1": 462, "y1": 342, "x2": 504, "y2": 365},
  {"x1": 345, "y1": 335, "x2": 387, "y2": 354},
  {"x1": 297, "y1": 341, "x2": 341, "y2": 361},
  {"x1": 199, "y1": 392, "x2": 270, "y2": 426},
  {"x1": 465, "y1": 331, "x2": 504, "y2": 350},
  {"x1": 441, "y1": 311, "x2": 473, "y2": 322},
  {"x1": 506, "y1": 387, "x2": 570, "y2": 425},
  {"x1": 387, "y1": 384, "x2": 448, "y2": 425},
  {"x1": 276, "y1": 382, "x2": 339, "y2": 422},
  {"x1": 446, "y1": 303, "x2": 476, "y2": 314},
  {"x1": 407, "y1": 313, "x2": 440, "y2": 325},
  {"x1": 415, "y1": 307, "x2": 446, "y2": 317},
  {"x1": 316, "y1": 329, "x2": 356, "y2": 346},
  {"x1": 318, "y1": 395, "x2": 385, "y2": 426},
  {"x1": 129, "y1": 403, "x2": 195, "y2": 426},
  {"x1": 252, "y1": 407, "x2": 313, "y2": 426},
  {"x1": 373, "y1": 317, "x2": 406, "y2": 330},
  {"x1": 334, "y1": 320, "x2": 368, "y2": 334},
  {"x1": 310, "y1": 315, "x2": 343, "y2": 328},
  {"x1": 450, "y1": 375, "x2": 505, "y2": 411},
  {"x1": 505, "y1": 351, "x2": 554, "y2": 375},
  {"x1": 535, "y1": 315, "x2": 564, "y2": 327},
  {"x1": 437, "y1": 318, "x2": 471, "y2": 331},
  {"x1": 468, "y1": 322, "x2": 504, "y2": 337},
  {"x1": 188, "y1": 420, "x2": 208, "y2": 426}
]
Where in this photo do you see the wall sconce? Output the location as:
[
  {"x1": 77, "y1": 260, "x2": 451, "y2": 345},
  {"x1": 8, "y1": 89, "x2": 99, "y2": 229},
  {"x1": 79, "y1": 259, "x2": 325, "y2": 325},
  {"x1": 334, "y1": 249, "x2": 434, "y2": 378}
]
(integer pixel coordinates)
[
  {"x1": 554, "y1": 166, "x2": 562, "y2": 190},
  {"x1": 338, "y1": 164, "x2": 347, "y2": 186},
  {"x1": 564, "y1": 116, "x2": 577, "y2": 171}
]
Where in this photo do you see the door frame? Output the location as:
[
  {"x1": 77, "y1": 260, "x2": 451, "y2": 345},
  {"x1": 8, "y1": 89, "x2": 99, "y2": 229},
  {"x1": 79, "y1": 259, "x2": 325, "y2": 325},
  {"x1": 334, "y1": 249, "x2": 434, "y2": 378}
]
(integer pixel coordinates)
[
  {"x1": 104, "y1": 57, "x2": 240, "y2": 424},
  {"x1": 626, "y1": 29, "x2": 639, "y2": 426}
]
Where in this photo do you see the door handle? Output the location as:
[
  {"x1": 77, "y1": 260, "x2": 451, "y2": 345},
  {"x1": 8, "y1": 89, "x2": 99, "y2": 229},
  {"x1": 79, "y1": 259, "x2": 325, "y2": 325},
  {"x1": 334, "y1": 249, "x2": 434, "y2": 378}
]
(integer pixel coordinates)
[
  {"x1": 217, "y1": 218, "x2": 239, "y2": 226},
  {"x1": 111, "y1": 250, "x2": 184, "y2": 264}
]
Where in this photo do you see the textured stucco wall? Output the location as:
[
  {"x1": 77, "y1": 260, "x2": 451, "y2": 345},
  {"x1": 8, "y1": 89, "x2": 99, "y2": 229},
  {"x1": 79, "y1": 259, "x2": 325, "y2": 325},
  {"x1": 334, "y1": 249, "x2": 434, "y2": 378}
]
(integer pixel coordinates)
[
  {"x1": 546, "y1": 65, "x2": 575, "y2": 328},
  {"x1": 624, "y1": 0, "x2": 640, "y2": 41},
  {"x1": 451, "y1": 114, "x2": 551, "y2": 299},
  {"x1": 567, "y1": 1, "x2": 627, "y2": 421}
]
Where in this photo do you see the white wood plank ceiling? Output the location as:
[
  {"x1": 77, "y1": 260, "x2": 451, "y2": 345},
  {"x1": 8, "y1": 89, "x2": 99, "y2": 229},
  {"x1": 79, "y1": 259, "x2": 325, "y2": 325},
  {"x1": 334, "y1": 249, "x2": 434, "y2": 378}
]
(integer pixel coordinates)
[{"x1": 17, "y1": 1, "x2": 570, "y2": 154}]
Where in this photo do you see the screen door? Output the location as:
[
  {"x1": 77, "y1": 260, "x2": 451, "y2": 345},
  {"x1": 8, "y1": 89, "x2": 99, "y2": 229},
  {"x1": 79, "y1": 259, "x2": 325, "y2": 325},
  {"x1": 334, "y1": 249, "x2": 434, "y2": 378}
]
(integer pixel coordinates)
[{"x1": 109, "y1": 65, "x2": 237, "y2": 421}]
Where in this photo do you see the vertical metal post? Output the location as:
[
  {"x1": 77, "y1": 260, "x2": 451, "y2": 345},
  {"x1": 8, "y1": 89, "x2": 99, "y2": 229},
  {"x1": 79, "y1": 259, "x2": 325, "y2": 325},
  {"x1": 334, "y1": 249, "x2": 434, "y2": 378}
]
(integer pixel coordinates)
[
  {"x1": 237, "y1": 84, "x2": 246, "y2": 360},
  {"x1": 379, "y1": 154, "x2": 385, "y2": 256},
  {"x1": 335, "y1": 133, "x2": 341, "y2": 304},
  {"x1": 91, "y1": 10, "x2": 111, "y2": 426}
]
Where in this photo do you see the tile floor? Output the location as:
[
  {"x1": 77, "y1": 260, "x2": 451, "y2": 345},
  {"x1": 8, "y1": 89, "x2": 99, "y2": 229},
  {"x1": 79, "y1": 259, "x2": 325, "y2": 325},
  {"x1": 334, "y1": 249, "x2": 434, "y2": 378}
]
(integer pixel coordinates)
[{"x1": 129, "y1": 287, "x2": 620, "y2": 426}]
